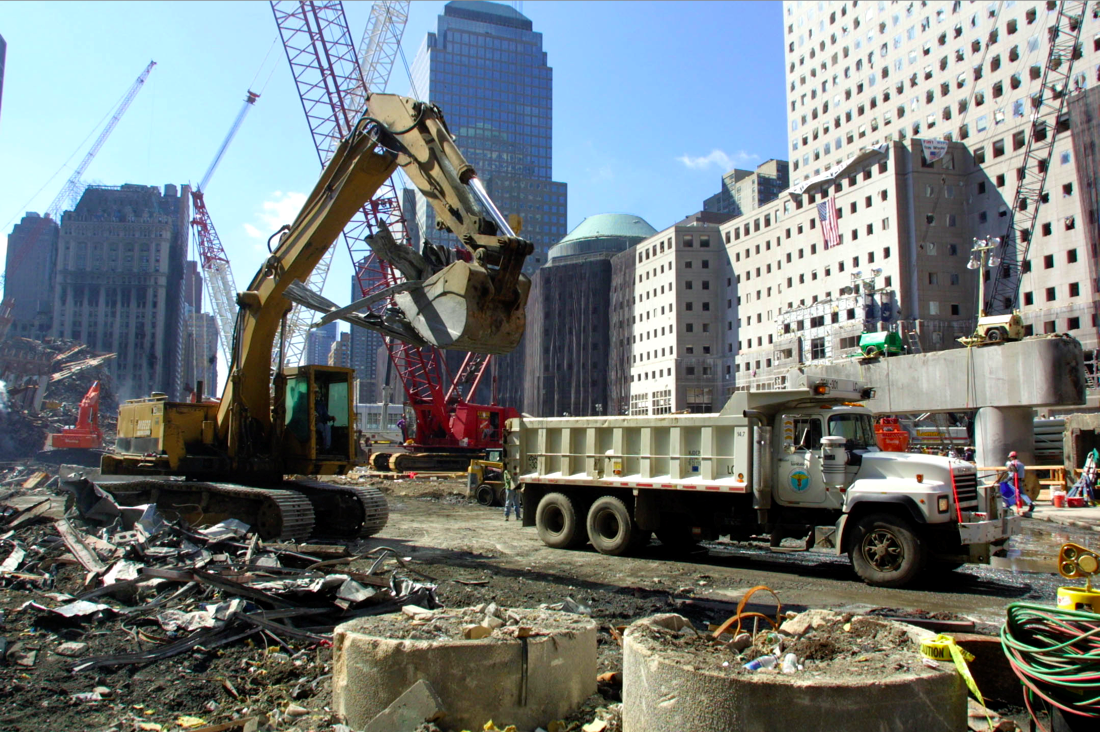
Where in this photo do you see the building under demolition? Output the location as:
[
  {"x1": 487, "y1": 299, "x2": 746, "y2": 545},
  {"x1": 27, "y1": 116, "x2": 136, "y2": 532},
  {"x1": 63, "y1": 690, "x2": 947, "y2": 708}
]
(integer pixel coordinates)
[{"x1": 50, "y1": 184, "x2": 190, "y2": 401}]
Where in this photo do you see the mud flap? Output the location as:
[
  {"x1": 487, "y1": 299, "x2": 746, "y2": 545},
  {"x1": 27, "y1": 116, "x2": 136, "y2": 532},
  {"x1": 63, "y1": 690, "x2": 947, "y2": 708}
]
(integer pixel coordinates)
[{"x1": 394, "y1": 260, "x2": 530, "y2": 355}]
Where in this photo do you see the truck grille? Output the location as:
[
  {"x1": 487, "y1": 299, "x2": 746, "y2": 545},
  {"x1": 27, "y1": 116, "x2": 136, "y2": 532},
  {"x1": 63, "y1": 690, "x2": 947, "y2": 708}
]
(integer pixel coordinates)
[{"x1": 952, "y1": 471, "x2": 979, "y2": 509}]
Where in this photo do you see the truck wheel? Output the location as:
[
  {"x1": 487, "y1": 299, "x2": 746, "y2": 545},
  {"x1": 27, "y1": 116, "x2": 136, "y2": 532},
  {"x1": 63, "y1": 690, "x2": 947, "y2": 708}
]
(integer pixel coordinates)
[
  {"x1": 987, "y1": 327, "x2": 1006, "y2": 343},
  {"x1": 475, "y1": 484, "x2": 497, "y2": 506},
  {"x1": 536, "y1": 492, "x2": 586, "y2": 549},
  {"x1": 587, "y1": 496, "x2": 636, "y2": 556},
  {"x1": 848, "y1": 514, "x2": 925, "y2": 588}
]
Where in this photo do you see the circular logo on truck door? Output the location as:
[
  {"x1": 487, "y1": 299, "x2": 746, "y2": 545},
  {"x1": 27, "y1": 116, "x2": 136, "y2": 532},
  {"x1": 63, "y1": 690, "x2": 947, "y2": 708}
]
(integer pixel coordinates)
[{"x1": 789, "y1": 470, "x2": 812, "y2": 492}]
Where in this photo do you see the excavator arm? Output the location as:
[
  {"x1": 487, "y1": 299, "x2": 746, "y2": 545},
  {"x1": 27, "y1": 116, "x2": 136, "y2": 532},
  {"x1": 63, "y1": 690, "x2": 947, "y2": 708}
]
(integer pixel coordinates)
[{"x1": 219, "y1": 93, "x2": 534, "y2": 455}]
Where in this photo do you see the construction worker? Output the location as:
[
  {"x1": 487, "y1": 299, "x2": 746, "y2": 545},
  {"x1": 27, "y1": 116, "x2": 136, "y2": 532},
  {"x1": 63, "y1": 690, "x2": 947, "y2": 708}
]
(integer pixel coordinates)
[
  {"x1": 397, "y1": 416, "x2": 408, "y2": 444},
  {"x1": 503, "y1": 467, "x2": 521, "y2": 522},
  {"x1": 1006, "y1": 451, "x2": 1034, "y2": 517}
]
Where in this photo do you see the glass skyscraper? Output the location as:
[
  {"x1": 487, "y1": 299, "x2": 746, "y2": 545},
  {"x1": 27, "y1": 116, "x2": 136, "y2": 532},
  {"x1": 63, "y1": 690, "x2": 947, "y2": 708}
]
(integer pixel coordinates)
[{"x1": 408, "y1": 1, "x2": 567, "y2": 275}]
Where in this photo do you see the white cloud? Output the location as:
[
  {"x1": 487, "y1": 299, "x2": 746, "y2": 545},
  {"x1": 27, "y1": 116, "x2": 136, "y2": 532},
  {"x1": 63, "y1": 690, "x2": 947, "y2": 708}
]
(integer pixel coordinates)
[
  {"x1": 244, "y1": 191, "x2": 308, "y2": 241},
  {"x1": 676, "y1": 149, "x2": 760, "y2": 171}
]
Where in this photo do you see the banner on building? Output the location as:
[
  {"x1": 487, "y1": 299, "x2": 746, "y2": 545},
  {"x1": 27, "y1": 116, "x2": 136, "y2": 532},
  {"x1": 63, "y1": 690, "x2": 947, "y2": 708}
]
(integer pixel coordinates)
[{"x1": 921, "y1": 138, "x2": 950, "y2": 164}]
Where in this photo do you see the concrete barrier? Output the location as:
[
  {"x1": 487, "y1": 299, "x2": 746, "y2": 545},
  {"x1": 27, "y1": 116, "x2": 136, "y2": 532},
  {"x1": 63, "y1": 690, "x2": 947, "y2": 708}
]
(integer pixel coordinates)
[
  {"x1": 333, "y1": 609, "x2": 597, "y2": 731},
  {"x1": 622, "y1": 614, "x2": 966, "y2": 732}
]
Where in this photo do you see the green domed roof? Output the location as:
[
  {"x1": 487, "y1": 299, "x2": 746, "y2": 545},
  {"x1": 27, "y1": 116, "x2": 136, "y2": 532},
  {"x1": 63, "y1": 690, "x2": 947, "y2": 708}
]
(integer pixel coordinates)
[
  {"x1": 547, "y1": 214, "x2": 657, "y2": 264},
  {"x1": 558, "y1": 214, "x2": 657, "y2": 245}
]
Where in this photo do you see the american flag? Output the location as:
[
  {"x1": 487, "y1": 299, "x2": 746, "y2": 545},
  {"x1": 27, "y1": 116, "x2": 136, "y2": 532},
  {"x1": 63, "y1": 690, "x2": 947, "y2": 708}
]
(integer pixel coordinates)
[{"x1": 817, "y1": 197, "x2": 840, "y2": 249}]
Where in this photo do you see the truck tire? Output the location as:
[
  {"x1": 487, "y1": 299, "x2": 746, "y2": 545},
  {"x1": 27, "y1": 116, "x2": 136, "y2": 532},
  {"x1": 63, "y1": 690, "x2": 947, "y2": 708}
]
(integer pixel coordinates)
[
  {"x1": 475, "y1": 484, "x2": 497, "y2": 506},
  {"x1": 848, "y1": 513, "x2": 925, "y2": 588},
  {"x1": 536, "y1": 492, "x2": 587, "y2": 549},
  {"x1": 986, "y1": 327, "x2": 1006, "y2": 343},
  {"x1": 587, "y1": 496, "x2": 637, "y2": 556}
]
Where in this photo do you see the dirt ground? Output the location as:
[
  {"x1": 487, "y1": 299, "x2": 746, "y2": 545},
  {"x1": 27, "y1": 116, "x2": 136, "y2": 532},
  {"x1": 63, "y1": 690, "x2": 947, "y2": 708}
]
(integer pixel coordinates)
[{"x1": 1, "y1": 473, "x2": 1084, "y2": 732}]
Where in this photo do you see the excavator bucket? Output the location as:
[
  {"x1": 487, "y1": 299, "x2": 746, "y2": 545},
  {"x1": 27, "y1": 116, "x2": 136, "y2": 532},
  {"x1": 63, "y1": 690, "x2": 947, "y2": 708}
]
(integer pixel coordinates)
[{"x1": 394, "y1": 260, "x2": 530, "y2": 355}]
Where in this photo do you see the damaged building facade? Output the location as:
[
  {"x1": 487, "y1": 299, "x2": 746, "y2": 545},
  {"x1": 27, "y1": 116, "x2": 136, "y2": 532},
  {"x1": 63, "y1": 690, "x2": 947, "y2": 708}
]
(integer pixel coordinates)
[
  {"x1": 50, "y1": 184, "x2": 191, "y2": 400},
  {"x1": 3, "y1": 212, "x2": 60, "y2": 340}
]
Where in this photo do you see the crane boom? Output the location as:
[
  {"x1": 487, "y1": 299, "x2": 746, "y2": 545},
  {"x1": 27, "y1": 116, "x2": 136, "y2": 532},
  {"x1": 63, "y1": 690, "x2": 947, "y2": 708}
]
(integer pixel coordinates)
[
  {"x1": 199, "y1": 90, "x2": 260, "y2": 193},
  {"x1": 191, "y1": 90, "x2": 260, "y2": 362},
  {"x1": 3, "y1": 61, "x2": 155, "y2": 293}
]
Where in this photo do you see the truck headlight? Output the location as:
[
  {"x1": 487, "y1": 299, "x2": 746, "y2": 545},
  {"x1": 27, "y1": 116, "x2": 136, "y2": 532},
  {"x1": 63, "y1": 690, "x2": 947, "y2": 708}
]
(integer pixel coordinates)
[{"x1": 938, "y1": 496, "x2": 949, "y2": 513}]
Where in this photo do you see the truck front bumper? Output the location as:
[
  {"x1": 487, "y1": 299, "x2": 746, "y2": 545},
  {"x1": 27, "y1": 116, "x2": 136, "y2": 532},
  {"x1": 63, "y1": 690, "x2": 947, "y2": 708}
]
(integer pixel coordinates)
[{"x1": 957, "y1": 514, "x2": 1022, "y2": 545}]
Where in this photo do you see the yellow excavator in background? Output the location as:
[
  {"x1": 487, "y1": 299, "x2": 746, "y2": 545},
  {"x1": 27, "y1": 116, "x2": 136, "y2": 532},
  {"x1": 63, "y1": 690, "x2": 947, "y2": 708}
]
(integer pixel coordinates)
[{"x1": 96, "y1": 93, "x2": 535, "y2": 541}]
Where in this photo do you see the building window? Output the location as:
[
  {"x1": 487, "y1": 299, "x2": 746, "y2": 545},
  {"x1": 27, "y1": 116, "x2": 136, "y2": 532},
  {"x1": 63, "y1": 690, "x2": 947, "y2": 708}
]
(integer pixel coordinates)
[
  {"x1": 1046, "y1": 287, "x2": 1056, "y2": 302},
  {"x1": 1069, "y1": 317, "x2": 1081, "y2": 331},
  {"x1": 1070, "y1": 282, "x2": 1081, "y2": 297}
]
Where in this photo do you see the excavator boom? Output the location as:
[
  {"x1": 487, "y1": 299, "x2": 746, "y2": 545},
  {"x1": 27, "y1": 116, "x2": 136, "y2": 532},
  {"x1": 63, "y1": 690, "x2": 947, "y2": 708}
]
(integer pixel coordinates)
[{"x1": 100, "y1": 95, "x2": 533, "y2": 542}]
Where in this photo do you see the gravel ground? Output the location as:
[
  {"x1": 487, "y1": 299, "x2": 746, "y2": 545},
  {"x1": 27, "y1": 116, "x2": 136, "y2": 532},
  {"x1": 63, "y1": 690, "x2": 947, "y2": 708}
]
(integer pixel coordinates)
[{"x1": 2, "y1": 474, "x2": 1086, "y2": 731}]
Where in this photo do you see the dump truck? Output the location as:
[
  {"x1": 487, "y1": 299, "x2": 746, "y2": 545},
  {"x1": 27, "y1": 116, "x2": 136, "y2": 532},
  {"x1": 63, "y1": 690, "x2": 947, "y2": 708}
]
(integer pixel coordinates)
[{"x1": 506, "y1": 375, "x2": 1020, "y2": 587}]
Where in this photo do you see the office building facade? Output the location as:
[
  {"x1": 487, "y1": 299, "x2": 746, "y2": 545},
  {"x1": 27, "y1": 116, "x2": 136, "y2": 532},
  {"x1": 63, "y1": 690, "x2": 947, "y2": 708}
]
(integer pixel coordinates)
[
  {"x1": 610, "y1": 216, "x2": 730, "y2": 416},
  {"x1": 524, "y1": 214, "x2": 656, "y2": 417},
  {"x1": 306, "y1": 321, "x2": 338, "y2": 367},
  {"x1": 704, "y1": 159, "x2": 791, "y2": 217},
  {"x1": 51, "y1": 184, "x2": 190, "y2": 400},
  {"x1": 782, "y1": 0, "x2": 1100, "y2": 356},
  {"x1": 408, "y1": 1, "x2": 567, "y2": 273},
  {"x1": 4, "y1": 213, "x2": 60, "y2": 339}
]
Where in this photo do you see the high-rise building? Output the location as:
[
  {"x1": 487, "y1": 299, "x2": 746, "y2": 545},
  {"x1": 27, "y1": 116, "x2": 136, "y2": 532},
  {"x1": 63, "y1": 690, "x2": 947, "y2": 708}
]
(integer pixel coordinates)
[
  {"x1": 183, "y1": 260, "x2": 203, "y2": 311},
  {"x1": 182, "y1": 311, "x2": 219, "y2": 398},
  {"x1": 782, "y1": 0, "x2": 1100, "y2": 360},
  {"x1": 610, "y1": 216, "x2": 729, "y2": 416},
  {"x1": 408, "y1": 0, "x2": 568, "y2": 411},
  {"x1": 306, "y1": 321, "x2": 338, "y2": 366},
  {"x1": 328, "y1": 331, "x2": 352, "y2": 369},
  {"x1": 51, "y1": 184, "x2": 190, "y2": 400},
  {"x1": 524, "y1": 214, "x2": 656, "y2": 417},
  {"x1": 4, "y1": 213, "x2": 60, "y2": 339},
  {"x1": 348, "y1": 275, "x2": 384, "y2": 404},
  {"x1": 704, "y1": 160, "x2": 791, "y2": 218},
  {"x1": 409, "y1": 1, "x2": 567, "y2": 273}
]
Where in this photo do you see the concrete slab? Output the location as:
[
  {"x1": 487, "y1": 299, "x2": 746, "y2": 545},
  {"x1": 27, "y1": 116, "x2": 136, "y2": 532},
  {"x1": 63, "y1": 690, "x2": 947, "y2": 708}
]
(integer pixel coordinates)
[
  {"x1": 793, "y1": 335, "x2": 1086, "y2": 413},
  {"x1": 1029, "y1": 504, "x2": 1100, "y2": 533},
  {"x1": 363, "y1": 679, "x2": 445, "y2": 732}
]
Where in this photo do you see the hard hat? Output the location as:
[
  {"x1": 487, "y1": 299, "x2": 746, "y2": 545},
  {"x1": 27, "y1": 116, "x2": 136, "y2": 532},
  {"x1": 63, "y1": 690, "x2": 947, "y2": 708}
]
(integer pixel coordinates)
[{"x1": 1008, "y1": 451, "x2": 1017, "y2": 458}]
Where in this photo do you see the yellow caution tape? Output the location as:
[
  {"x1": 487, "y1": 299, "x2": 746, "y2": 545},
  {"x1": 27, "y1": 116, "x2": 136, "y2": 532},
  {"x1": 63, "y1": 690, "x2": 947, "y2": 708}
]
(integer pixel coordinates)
[{"x1": 921, "y1": 634, "x2": 992, "y2": 731}]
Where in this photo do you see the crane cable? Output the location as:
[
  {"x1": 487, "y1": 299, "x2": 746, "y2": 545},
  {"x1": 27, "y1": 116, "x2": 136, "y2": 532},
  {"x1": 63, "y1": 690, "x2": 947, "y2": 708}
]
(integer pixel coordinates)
[{"x1": 1001, "y1": 601, "x2": 1100, "y2": 730}]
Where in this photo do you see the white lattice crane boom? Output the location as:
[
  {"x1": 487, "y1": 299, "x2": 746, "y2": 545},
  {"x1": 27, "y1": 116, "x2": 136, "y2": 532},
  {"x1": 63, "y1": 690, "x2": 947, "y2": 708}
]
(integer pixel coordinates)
[{"x1": 190, "y1": 90, "x2": 260, "y2": 362}]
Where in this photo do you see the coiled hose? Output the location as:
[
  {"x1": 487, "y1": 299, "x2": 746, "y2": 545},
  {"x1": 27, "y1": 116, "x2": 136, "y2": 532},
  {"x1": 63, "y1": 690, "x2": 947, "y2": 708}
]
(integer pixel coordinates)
[{"x1": 1000, "y1": 601, "x2": 1100, "y2": 729}]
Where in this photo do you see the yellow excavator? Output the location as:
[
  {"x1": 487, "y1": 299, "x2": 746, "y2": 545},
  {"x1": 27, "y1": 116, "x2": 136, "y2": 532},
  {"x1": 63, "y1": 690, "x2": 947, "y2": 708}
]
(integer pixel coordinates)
[{"x1": 96, "y1": 94, "x2": 534, "y2": 541}]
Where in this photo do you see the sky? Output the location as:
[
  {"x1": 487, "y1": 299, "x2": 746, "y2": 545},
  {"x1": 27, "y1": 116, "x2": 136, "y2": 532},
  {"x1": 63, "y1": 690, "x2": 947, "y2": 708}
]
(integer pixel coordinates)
[{"x1": 0, "y1": 0, "x2": 788, "y2": 374}]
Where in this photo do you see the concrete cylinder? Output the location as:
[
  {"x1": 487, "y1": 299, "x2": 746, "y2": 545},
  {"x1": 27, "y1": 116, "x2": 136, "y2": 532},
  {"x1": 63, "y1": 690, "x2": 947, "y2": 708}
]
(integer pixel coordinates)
[
  {"x1": 333, "y1": 610, "x2": 597, "y2": 732},
  {"x1": 622, "y1": 614, "x2": 966, "y2": 732},
  {"x1": 975, "y1": 406, "x2": 1035, "y2": 468}
]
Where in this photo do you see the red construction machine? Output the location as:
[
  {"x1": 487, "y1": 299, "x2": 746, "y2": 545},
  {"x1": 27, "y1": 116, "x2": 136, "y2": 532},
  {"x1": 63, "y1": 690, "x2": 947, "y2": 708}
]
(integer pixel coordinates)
[{"x1": 47, "y1": 382, "x2": 104, "y2": 450}]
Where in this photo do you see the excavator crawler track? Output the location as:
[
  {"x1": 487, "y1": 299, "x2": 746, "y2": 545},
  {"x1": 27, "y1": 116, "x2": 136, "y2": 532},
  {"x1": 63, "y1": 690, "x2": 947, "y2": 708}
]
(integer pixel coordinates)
[
  {"x1": 283, "y1": 480, "x2": 389, "y2": 540},
  {"x1": 97, "y1": 479, "x2": 316, "y2": 542}
]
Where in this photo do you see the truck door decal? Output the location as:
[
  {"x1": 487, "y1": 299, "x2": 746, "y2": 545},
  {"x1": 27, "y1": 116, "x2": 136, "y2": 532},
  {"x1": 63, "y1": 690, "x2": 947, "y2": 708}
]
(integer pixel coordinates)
[
  {"x1": 687, "y1": 449, "x2": 700, "y2": 473},
  {"x1": 789, "y1": 470, "x2": 812, "y2": 492}
]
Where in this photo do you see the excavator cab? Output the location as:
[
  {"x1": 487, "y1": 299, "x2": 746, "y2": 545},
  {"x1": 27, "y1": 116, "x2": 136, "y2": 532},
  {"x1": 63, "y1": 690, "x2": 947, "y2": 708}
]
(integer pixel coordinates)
[{"x1": 282, "y1": 365, "x2": 355, "y2": 475}]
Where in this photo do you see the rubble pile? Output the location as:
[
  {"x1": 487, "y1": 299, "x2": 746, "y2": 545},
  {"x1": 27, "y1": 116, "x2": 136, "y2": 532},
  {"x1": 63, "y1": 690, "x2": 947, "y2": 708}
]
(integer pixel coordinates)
[
  {"x1": 0, "y1": 336, "x2": 119, "y2": 462},
  {"x1": 0, "y1": 475, "x2": 440, "y2": 731},
  {"x1": 0, "y1": 403, "x2": 48, "y2": 463}
]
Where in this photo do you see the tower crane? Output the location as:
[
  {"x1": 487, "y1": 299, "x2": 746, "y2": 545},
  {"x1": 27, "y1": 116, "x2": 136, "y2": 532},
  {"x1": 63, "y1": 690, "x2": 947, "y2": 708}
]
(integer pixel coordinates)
[
  {"x1": 190, "y1": 90, "x2": 260, "y2": 363},
  {"x1": 2, "y1": 61, "x2": 155, "y2": 295}
]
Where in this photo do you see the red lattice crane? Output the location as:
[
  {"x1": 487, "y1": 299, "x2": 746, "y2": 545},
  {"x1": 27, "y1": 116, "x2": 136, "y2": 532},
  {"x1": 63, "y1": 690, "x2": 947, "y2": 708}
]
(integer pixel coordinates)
[{"x1": 270, "y1": 0, "x2": 510, "y2": 470}]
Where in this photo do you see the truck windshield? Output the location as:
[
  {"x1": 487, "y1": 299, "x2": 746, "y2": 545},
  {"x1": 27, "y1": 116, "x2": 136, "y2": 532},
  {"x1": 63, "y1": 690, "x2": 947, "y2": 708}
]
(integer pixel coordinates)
[{"x1": 828, "y1": 413, "x2": 878, "y2": 450}]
